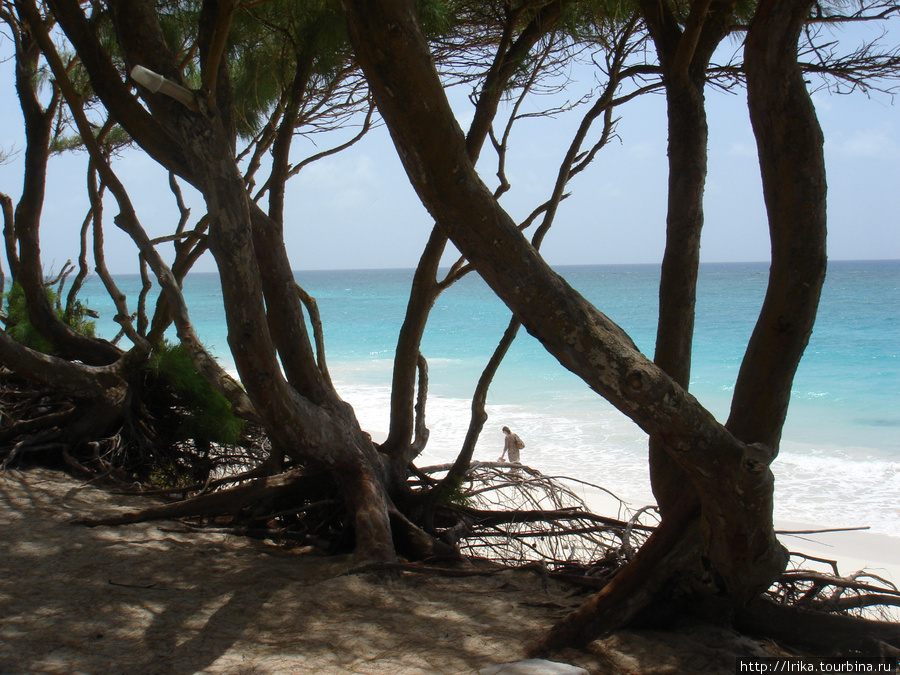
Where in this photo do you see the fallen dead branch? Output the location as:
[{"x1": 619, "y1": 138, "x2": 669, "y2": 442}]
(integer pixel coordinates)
[
  {"x1": 420, "y1": 462, "x2": 658, "y2": 577},
  {"x1": 768, "y1": 553, "x2": 900, "y2": 624}
]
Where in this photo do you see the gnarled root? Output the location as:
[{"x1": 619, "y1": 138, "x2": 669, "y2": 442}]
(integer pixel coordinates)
[
  {"x1": 529, "y1": 494, "x2": 700, "y2": 654},
  {"x1": 735, "y1": 595, "x2": 900, "y2": 655},
  {"x1": 73, "y1": 467, "x2": 315, "y2": 526}
]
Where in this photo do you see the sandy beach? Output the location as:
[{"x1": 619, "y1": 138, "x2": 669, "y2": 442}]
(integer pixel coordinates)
[
  {"x1": 568, "y1": 484, "x2": 900, "y2": 589},
  {"x1": 776, "y1": 521, "x2": 900, "y2": 588},
  {"x1": 0, "y1": 468, "x2": 808, "y2": 675}
]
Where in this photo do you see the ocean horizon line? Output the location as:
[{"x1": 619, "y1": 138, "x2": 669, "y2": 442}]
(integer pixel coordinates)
[{"x1": 96, "y1": 257, "x2": 900, "y2": 279}]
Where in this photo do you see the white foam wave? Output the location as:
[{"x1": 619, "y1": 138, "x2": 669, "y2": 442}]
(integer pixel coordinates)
[
  {"x1": 338, "y1": 380, "x2": 899, "y2": 537},
  {"x1": 773, "y1": 445, "x2": 900, "y2": 537}
]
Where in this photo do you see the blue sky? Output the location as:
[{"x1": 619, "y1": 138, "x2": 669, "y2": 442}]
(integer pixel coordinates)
[{"x1": 0, "y1": 19, "x2": 898, "y2": 276}]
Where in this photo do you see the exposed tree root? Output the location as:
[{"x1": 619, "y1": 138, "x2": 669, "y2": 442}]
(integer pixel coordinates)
[
  {"x1": 420, "y1": 462, "x2": 654, "y2": 571},
  {"x1": 111, "y1": 462, "x2": 277, "y2": 498},
  {"x1": 0, "y1": 402, "x2": 76, "y2": 443},
  {"x1": 528, "y1": 493, "x2": 701, "y2": 655},
  {"x1": 735, "y1": 596, "x2": 900, "y2": 655},
  {"x1": 4, "y1": 373, "x2": 898, "y2": 658},
  {"x1": 72, "y1": 466, "x2": 317, "y2": 527},
  {"x1": 1, "y1": 367, "x2": 267, "y2": 486}
]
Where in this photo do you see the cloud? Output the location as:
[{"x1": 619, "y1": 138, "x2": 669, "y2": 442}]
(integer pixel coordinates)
[
  {"x1": 300, "y1": 153, "x2": 378, "y2": 188},
  {"x1": 829, "y1": 127, "x2": 900, "y2": 159}
]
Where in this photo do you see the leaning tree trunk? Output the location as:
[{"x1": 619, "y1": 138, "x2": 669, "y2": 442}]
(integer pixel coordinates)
[
  {"x1": 41, "y1": 0, "x2": 405, "y2": 563},
  {"x1": 342, "y1": 0, "x2": 786, "y2": 601},
  {"x1": 381, "y1": 0, "x2": 570, "y2": 478}
]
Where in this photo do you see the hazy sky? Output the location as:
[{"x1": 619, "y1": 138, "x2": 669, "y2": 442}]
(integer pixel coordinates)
[{"x1": 1, "y1": 19, "x2": 898, "y2": 276}]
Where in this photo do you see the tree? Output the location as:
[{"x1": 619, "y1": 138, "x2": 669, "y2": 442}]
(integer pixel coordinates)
[
  {"x1": 3, "y1": 0, "x2": 652, "y2": 564},
  {"x1": 2, "y1": 0, "x2": 898, "y2": 656},
  {"x1": 382, "y1": 0, "x2": 596, "y2": 490},
  {"x1": 339, "y1": 0, "x2": 899, "y2": 651},
  {"x1": 639, "y1": 0, "x2": 739, "y2": 517},
  {"x1": 6, "y1": 0, "x2": 407, "y2": 562},
  {"x1": 0, "y1": 3, "x2": 120, "y2": 365}
]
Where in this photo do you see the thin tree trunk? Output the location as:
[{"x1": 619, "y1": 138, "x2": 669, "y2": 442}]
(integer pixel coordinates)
[
  {"x1": 1, "y1": 191, "x2": 16, "y2": 284},
  {"x1": 728, "y1": 0, "x2": 827, "y2": 449},
  {"x1": 439, "y1": 316, "x2": 522, "y2": 497},
  {"x1": 382, "y1": 227, "x2": 444, "y2": 460},
  {"x1": 648, "y1": 71, "x2": 709, "y2": 515},
  {"x1": 638, "y1": 0, "x2": 737, "y2": 517},
  {"x1": 382, "y1": 1, "x2": 570, "y2": 468},
  {"x1": 8, "y1": 8, "x2": 120, "y2": 364}
]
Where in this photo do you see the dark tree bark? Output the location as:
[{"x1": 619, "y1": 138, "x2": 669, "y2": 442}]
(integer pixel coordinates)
[
  {"x1": 0, "y1": 327, "x2": 131, "y2": 466},
  {"x1": 637, "y1": 0, "x2": 738, "y2": 515},
  {"x1": 341, "y1": 0, "x2": 785, "y2": 604},
  {"x1": 728, "y1": 0, "x2": 827, "y2": 448},
  {"x1": 439, "y1": 316, "x2": 522, "y2": 498},
  {"x1": 251, "y1": 46, "x2": 330, "y2": 406},
  {"x1": 6, "y1": 5, "x2": 121, "y2": 365},
  {"x1": 1, "y1": 191, "x2": 16, "y2": 285},
  {"x1": 382, "y1": 227, "x2": 443, "y2": 466}
]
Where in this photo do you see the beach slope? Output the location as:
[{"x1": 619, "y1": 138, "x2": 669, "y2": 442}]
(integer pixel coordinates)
[{"x1": 1, "y1": 469, "x2": 803, "y2": 674}]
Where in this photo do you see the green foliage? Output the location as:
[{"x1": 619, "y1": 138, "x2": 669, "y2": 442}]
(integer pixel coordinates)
[
  {"x1": 2, "y1": 282, "x2": 96, "y2": 353},
  {"x1": 434, "y1": 474, "x2": 471, "y2": 507},
  {"x1": 416, "y1": 0, "x2": 453, "y2": 36},
  {"x1": 228, "y1": 0, "x2": 354, "y2": 138},
  {"x1": 49, "y1": 124, "x2": 132, "y2": 155},
  {"x1": 148, "y1": 461, "x2": 197, "y2": 490},
  {"x1": 148, "y1": 341, "x2": 245, "y2": 446}
]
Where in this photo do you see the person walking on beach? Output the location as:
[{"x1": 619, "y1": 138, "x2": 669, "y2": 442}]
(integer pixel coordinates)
[{"x1": 498, "y1": 426, "x2": 524, "y2": 464}]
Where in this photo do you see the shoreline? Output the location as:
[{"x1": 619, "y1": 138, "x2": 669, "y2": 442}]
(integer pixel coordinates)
[
  {"x1": 776, "y1": 520, "x2": 900, "y2": 586},
  {"x1": 395, "y1": 421, "x2": 900, "y2": 589},
  {"x1": 373, "y1": 419, "x2": 900, "y2": 589},
  {"x1": 417, "y1": 455, "x2": 900, "y2": 590},
  {"x1": 571, "y1": 484, "x2": 900, "y2": 588}
]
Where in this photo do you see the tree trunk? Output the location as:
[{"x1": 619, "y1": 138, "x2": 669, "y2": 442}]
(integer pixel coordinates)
[
  {"x1": 342, "y1": 0, "x2": 786, "y2": 602},
  {"x1": 382, "y1": 2, "x2": 570, "y2": 472},
  {"x1": 638, "y1": 0, "x2": 736, "y2": 518},
  {"x1": 728, "y1": 0, "x2": 827, "y2": 448},
  {"x1": 1, "y1": 190, "x2": 16, "y2": 282},
  {"x1": 8, "y1": 9, "x2": 120, "y2": 365},
  {"x1": 648, "y1": 70, "x2": 710, "y2": 514},
  {"x1": 382, "y1": 227, "x2": 444, "y2": 464},
  {"x1": 39, "y1": 0, "x2": 404, "y2": 562}
]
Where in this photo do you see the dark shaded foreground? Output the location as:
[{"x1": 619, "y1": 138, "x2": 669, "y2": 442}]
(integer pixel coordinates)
[{"x1": 0, "y1": 468, "x2": 793, "y2": 674}]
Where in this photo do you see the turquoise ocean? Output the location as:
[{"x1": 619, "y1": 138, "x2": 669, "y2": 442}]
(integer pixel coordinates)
[{"x1": 80, "y1": 260, "x2": 899, "y2": 536}]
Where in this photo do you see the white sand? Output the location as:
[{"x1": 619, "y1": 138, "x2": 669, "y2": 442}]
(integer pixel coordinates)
[
  {"x1": 570, "y1": 484, "x2": 900, "y2": 588},
  {"x1": 776, "y1": 520, "x2": 900, "y2": 586}
]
